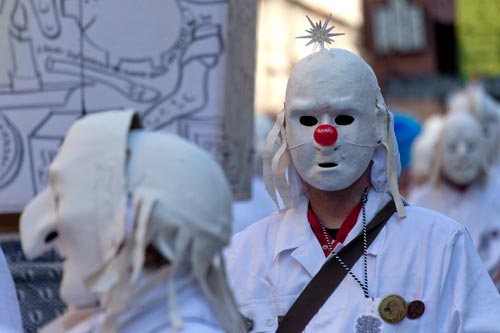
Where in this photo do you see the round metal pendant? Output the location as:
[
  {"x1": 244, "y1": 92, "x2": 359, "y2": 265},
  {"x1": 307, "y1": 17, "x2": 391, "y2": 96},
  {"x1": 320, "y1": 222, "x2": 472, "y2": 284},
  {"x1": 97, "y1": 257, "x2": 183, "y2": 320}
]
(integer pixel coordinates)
[
  {"x1": 378, "y1": 294, "x2": 407, "y2": 323},
  {"x1": 355, "y1": 315, "x2": 382, "y2": 333}
]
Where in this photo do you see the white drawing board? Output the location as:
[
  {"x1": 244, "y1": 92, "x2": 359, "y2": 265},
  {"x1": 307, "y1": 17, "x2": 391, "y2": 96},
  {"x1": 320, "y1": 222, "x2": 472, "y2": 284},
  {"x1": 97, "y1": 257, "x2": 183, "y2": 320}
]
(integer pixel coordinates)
[{"x1": 0, "y1": 0, "x2": 256, "y2": 213}]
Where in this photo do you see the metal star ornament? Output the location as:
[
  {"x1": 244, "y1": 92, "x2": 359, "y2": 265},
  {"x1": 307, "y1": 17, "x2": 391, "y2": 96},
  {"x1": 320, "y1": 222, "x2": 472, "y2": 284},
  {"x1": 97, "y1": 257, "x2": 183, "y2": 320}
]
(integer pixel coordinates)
[{"x1": 296, "y1": 14, "x2": 345, "y2": 51}]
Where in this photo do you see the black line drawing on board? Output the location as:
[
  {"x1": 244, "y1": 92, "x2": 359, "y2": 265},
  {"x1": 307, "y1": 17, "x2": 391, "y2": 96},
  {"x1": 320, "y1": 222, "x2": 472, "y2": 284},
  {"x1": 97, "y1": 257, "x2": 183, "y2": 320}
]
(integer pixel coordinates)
[
  {"x1": 177, "y1": 116, "x2": 223, "y2": 156},
  {"x1": 28, "y1": 107, "x2": 126, "y2": 194},
  {"x1": 0, "y1": 112, "x2": 23, "y2": 189},
  {"x1": 28, "y1": 111, "x2": 78, "y2": 193},
  {"x1": 62, "y1": 0, "x2": 184, "y2": 70},
  {"x1": 142, "y1": 23, "x2": 224, "y2": 129},
  {"x1": 1, "y1": 0, "x2": 225, "y2": 113},
  {"x1": 0, "y1": 0, "x2": 82, "y2": 109},
  {"x1": 0, "y1": 0, "x2": 229, "y2": 209},
  {"x1": 46, "y1": 57, "x2": 161, "y2": 103},
  {"x1": 178, "y1": 116, "x2": 245, "y2": 188},
  {"x1": 8, "y1": 1, "x2": 42, "y2": 91},
  {"x1": 29, "y1": 0, "x2": 61, "y2": 39}
]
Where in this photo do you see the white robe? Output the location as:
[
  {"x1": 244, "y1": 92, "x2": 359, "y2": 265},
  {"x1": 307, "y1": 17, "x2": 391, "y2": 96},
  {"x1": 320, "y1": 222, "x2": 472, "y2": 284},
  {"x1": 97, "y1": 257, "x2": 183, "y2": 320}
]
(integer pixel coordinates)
[{"x1": 226, "y1": 189, "x2": 500, "y2": 332}]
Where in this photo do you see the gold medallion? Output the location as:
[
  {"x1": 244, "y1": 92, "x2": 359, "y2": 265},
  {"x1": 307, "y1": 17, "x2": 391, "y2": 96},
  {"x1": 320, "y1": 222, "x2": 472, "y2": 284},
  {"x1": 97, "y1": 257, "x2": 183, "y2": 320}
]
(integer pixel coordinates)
[{"x1": 378, "y1": 294, "x2": 407, "y2": 323}]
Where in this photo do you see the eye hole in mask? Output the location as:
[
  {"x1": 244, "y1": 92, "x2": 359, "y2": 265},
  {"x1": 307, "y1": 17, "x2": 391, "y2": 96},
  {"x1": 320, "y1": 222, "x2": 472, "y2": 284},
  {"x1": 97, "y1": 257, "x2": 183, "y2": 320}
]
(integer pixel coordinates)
[
  {"x1": 335, "y1": 115, "x2": 354, "y2": 125},
  {"x1": 300, "y1": 116, "x2": 318, "y2": 127},
  {"x1": 44, "y1": 231, "x2": 59, "y2": 243}
]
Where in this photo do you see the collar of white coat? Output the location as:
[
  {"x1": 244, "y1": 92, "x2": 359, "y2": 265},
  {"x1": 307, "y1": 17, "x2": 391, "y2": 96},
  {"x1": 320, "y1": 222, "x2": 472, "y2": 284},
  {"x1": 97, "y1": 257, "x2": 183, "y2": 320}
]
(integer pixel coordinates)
[{"x1": 273, "y1": 189, "x2": 394, "y2": 275}]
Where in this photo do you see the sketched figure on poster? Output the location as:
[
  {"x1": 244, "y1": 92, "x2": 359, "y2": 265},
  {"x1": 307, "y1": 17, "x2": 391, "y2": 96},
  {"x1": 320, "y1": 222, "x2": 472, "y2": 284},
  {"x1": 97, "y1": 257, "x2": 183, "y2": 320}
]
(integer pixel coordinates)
[{"x1": 0, "y1": 0, "x2": 227, "y2": 206}]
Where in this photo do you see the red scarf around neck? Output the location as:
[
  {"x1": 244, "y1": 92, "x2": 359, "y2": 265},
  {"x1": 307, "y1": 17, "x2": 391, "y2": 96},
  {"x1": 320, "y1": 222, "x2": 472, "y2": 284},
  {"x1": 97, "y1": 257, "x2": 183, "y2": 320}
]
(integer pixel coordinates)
[{"x1": 308, "y1": 202, "x2": 362, "y2": 257}]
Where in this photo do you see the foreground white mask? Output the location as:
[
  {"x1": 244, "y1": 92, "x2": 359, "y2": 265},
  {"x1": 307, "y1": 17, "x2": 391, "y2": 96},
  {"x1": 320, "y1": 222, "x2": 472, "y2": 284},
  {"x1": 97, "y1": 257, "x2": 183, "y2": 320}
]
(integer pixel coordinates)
[
  {"x1": 438, "y1": 111, "x2": 487, "y2": 186},
  {"x1": 285, "y1": 49, "x2": 385, "y2": 191},
  {"x1": 264, "y1": 48, "x2": 405, "y2": 216},
  {"x1": 20, "y1": 110, "x2": 244, "y2": 332}
]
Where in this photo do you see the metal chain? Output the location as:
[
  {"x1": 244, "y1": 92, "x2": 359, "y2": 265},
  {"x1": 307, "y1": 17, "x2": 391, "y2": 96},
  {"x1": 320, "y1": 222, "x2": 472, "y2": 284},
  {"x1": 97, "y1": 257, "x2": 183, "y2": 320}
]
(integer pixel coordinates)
[{"x1": 313, "y1": 191, "x2": 369, "y2": 298}]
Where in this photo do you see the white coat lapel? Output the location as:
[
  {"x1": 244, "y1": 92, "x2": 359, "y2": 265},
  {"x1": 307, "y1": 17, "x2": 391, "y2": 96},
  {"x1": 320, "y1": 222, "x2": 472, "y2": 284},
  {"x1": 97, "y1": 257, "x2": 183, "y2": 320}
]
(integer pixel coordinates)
[{"x1": 274, "y1": 196, "x2": 327, "y2": 277}]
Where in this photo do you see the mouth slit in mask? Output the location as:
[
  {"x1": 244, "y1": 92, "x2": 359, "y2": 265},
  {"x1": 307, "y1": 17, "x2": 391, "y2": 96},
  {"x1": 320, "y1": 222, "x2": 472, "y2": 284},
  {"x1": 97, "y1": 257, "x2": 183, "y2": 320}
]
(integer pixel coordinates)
[{"x1": 318, "y1": 162, "x2": 338, "y2": 168}]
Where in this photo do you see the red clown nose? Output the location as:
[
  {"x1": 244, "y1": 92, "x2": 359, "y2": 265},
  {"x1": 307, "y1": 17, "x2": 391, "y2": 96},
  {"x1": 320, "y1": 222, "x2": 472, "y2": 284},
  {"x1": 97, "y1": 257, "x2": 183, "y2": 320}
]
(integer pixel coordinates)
[{"x1": 314, "y1": 124, "x2": 338, "y2": 146}]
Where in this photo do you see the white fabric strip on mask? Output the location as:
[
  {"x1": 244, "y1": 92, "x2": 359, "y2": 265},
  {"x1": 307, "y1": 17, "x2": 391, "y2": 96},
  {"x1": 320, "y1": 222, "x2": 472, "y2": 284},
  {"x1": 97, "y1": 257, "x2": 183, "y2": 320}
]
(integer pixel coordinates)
[
  {"x1": 287, "y1": 137, "x2": 380, "y2": 151},
  {"x1": 263, "y1": 110, "x2": 289, "y2": 209},
  {"x1": 125, "y1": 194, "x2": 135, "y2": 239}
]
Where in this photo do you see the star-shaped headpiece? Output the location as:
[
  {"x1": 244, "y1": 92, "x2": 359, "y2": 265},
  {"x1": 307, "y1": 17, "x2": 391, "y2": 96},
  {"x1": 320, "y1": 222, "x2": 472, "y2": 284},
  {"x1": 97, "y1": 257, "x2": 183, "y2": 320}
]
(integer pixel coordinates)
[{"x1": 296, "y1": 14, "x2": 345, "y2": 51}]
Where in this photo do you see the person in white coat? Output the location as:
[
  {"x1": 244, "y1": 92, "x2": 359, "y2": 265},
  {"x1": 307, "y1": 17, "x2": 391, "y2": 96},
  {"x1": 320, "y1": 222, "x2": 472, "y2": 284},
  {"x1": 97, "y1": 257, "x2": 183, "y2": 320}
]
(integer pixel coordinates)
[
  {"x1": 19, "y1": 110, "x2": 245, "y2": 333},
  {"x1": 409, "y1": 111, "x2": 500, "y2": 287},
  {"x1": 447, "y1": 82, "x2": 500, "y2": 178},
  {"x1": 225, "y1": 16, "x2": 500, "y2": 333}
]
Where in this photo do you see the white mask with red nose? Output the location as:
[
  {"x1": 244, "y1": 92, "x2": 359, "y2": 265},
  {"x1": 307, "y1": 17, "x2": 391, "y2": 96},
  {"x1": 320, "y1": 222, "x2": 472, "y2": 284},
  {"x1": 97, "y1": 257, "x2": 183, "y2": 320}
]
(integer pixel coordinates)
[
  {"x1": 284, "y1": 49, "x2": 383, "y2": 191},
  {"x1": 263, "y1": 48, "x2": 406, "y2": 217}
]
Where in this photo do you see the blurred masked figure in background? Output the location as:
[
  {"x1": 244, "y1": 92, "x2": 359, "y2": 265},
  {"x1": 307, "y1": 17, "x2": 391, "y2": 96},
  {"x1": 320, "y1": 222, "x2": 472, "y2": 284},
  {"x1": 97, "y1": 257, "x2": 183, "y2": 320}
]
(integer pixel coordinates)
[
  {"x1": 447, "y1": 82, "x2": 500, "y2": 178},
  {"x1": 409, "y1": 111, "x2": 500, "y2": 287},
  {"x1": 20, "y1": 110, "x2": 245, "y2": 333}
]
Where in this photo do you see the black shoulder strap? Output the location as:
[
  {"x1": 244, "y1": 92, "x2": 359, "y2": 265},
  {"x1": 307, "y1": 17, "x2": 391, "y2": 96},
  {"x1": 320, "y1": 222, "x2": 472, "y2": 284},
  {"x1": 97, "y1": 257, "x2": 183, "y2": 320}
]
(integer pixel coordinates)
[{"x1": 276, "y1": 200, "x2": 397, "y2": 333}]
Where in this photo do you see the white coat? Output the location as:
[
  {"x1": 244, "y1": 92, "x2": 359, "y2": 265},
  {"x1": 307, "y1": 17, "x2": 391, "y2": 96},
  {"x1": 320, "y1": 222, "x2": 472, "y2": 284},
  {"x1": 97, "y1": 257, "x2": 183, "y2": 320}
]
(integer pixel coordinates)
[
  {"x1": 226, "y1": 189, "x2": 500, "y2": 333},
  {"x1": 41, "y1": 273, "x2": 224, "y2": 333},
  {"x1": 409, "y1": 180, "x2": 500, "y2": 276}
]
